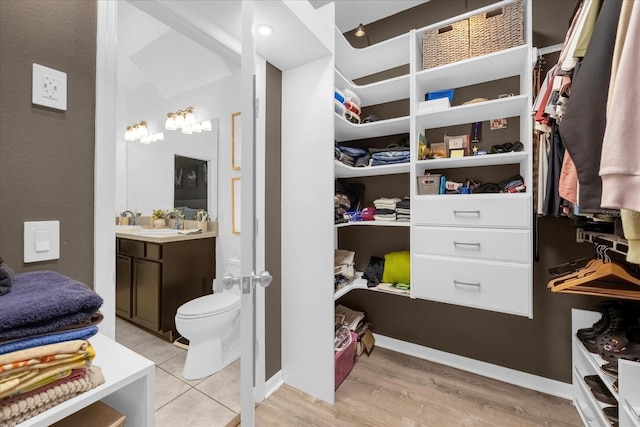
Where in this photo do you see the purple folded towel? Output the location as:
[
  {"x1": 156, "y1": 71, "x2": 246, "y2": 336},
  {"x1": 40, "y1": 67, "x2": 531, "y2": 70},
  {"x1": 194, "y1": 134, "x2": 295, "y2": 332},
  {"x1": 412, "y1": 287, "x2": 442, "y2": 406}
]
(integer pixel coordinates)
[{"x1": 0, "y1": 270, "x2": 103, "y2": 341}]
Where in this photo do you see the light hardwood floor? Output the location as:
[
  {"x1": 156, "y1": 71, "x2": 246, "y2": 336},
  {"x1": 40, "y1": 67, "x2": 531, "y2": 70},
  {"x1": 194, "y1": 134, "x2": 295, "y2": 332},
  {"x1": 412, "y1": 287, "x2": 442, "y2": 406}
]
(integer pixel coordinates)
[{"x1": 254, "y1": 348, "x2": 582, "y2": 426}]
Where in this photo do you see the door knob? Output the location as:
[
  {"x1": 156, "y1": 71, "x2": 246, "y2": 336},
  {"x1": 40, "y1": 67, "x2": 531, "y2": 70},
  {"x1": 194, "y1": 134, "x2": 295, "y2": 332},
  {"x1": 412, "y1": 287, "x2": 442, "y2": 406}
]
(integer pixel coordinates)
[
  {"x1": 222, "y1": 273, "x2": 239, "y2": 290},
  {"x1": 253, "y1": 271, "x2": 272, "y2": 288}
]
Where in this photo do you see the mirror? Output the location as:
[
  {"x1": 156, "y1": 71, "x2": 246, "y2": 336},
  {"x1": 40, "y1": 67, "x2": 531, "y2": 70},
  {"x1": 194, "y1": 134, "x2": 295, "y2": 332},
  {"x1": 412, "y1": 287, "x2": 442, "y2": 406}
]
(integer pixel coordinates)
[
  {"x1": 174, "y1": 155, "x2": 208, "y2": 219},
  {"x1": 115, "y1": 0, "x2": 241, "y2": 221}
]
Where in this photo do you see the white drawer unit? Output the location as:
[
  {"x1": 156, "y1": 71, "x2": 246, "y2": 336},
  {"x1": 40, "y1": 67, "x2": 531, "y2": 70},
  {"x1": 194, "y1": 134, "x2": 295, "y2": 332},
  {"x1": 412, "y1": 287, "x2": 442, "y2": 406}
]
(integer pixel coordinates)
[
  {"x1": 413, "y1": 226, "x2": 530, "y2": 263},
  {"x1": 411, "y1": 255, "x2": 531, "y2": 316},
  {"x1": 412, "y1": 194, "x2": 531, "y2": 228}
]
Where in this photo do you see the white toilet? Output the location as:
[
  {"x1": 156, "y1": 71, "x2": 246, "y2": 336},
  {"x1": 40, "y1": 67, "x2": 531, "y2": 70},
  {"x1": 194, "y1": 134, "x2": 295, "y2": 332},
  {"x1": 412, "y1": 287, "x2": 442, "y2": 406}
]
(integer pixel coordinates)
[{"x1": 175, "y1": 256, "x2": 241, "y2": 380}]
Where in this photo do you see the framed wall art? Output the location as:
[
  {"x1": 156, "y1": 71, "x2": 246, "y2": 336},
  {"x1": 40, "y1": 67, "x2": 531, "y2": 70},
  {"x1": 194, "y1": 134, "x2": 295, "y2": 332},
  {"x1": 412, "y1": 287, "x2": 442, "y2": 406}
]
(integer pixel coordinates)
[{"x1": 231, "y1": 112, "x2": 241, "y2": 170}]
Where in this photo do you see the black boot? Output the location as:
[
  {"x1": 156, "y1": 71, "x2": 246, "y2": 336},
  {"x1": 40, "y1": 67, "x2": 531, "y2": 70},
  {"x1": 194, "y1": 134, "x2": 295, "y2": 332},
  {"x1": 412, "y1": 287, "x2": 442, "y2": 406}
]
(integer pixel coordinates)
[
  {"x1": 577, "y1": 302, "x2": 615, "y2": 341},
  {"x1": 581, "y1": 303, "x2": 633, "y2": 353}
]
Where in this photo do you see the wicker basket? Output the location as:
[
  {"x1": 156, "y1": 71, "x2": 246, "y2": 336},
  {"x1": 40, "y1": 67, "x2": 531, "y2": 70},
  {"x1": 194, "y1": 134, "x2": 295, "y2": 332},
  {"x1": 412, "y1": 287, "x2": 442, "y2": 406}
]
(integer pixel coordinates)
[
  {"x1": 422, "y1": 19, "x2": 469, "y2": 70},
  {"x1": 417, "y1": 174, "x2": 441, "y2": 195},
  {"x1": 469, "y1": 0, "x2": 524, "y2": 58}
]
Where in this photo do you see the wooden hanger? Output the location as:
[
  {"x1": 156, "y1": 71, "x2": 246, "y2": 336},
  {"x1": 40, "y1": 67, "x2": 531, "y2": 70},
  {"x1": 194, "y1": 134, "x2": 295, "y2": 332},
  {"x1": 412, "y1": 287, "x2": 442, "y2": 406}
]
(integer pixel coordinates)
[{"x1": 548, "y1": 259, "x2": 640, "y2": 300}]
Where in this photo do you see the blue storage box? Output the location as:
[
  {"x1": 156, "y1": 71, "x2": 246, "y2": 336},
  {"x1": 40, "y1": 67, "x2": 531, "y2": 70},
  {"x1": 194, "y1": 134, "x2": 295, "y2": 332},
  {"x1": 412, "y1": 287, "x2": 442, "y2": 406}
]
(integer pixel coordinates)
[{"x1": 426, "y1": 89, "x2": 454, "y2": 102}]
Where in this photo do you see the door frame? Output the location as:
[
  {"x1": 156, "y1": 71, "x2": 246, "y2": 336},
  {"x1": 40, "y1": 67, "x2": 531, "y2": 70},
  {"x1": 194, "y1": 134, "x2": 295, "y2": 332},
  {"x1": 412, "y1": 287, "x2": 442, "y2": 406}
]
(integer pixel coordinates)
[{"x1": 94, "y1": 0, "x2": 267, "y2": 402}]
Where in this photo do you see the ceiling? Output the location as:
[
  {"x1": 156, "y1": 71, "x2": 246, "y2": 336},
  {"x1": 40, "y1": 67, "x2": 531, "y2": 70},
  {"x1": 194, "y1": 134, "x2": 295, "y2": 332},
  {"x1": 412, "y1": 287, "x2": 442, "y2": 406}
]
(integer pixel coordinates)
[
  {"x1": 308, "y1": 0, "x2": 430, "y2": 32},
  {"x1": 119, "y1": 0, "x2": 428, "y2": 97}
]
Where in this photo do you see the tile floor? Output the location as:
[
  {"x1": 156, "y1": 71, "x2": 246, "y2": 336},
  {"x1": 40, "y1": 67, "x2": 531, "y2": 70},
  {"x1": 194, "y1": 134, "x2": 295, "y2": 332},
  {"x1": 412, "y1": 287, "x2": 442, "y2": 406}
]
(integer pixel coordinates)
[{"x1": 115, "y1": 317, "x2": 241, "y2": 427}]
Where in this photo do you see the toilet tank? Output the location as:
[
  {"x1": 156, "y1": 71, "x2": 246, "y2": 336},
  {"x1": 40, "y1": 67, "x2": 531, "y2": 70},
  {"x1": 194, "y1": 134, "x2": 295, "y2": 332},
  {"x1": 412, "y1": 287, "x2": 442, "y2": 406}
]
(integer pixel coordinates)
[
  {"x1": 227, "y1": 256, "x2": 241, "y2": 276},
  {"x1": 224, "y1": 256, "x2": 242, "y2": 296},
  {"x1": 212, "y1": 256, "x2": 242, "y2": 294}
]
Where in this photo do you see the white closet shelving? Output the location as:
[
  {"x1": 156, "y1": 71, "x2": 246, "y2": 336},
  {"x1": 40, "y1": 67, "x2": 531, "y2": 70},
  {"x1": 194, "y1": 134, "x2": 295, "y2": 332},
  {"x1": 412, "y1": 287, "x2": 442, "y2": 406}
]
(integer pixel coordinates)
[
  {"x1": 333, "y1": 14, "x2": 412, "y2": 300},
  {"x1": 572, "y1": 309, "x2": 640, "y2": 427},
  {"x1": 335, "y1": 160, "x2": 409, "y2": 178},
  {"x1": 335, "y1": 114, "x2": 410, "y2": 142},
  {"x1": 286, "y1": 0, "x2": 536, "y2": 405},
  {"x1": 409, "y1": 0, "x2": 533, "y2": 318}
]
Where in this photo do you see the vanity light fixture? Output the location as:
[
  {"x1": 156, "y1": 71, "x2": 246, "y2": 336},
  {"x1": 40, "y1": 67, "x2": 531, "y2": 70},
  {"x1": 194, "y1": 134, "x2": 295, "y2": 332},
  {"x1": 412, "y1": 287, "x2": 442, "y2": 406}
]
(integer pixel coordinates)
[
  {"x1": 165, "y1": 107, "x2": 212, "y2": 135},
  {"x1": 124, "y1": 120, "x2": 149, "y2": 142}
]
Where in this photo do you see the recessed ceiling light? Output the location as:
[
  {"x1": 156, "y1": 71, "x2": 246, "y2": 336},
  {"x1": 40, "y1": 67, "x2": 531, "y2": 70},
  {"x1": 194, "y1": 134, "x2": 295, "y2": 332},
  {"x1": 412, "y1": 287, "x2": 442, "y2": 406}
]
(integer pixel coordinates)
[{"x1": 257, "y1": 24, "x2": 274, "y2": 36}]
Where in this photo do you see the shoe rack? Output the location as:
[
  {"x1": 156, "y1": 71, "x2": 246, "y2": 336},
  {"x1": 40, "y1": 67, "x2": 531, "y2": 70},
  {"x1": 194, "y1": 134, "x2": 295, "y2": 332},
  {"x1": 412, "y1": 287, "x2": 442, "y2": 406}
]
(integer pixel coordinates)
[{"x1": 572, "y1": 309, "x2": 640, "y2": 427}]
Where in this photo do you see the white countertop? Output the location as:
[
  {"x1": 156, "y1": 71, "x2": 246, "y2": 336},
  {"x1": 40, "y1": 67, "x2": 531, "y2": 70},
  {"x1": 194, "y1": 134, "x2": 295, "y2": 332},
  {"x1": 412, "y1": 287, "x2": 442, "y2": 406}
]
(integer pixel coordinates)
[{"x1": 115, "y1": 226, "x2": 217, "y2": 243}]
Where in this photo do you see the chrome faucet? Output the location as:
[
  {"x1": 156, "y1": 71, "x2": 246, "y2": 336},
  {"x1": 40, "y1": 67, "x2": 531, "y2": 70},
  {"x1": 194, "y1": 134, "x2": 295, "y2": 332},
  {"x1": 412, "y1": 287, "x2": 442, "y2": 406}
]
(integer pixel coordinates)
[
  {"x1": 121, "y1": 210, "x2": 137, "y2": 226},
  {"x1": 164, "y1": 211, "x2": 182, "y2": 230}
]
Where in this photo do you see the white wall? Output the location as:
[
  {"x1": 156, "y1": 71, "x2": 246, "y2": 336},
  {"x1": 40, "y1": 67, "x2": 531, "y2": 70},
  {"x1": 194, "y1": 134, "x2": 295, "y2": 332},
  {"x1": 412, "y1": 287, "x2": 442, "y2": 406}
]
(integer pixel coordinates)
[{"x1": 115, "y1": 70, "x2": 241, "y2": 286}]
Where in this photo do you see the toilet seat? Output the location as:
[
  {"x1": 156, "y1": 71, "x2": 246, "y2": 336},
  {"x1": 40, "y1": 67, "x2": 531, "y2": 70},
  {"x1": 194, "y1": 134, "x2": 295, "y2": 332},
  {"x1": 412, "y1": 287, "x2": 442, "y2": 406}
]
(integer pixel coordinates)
[{"x1": 177, "y1": 293, "x2": 240, "y2": 319}]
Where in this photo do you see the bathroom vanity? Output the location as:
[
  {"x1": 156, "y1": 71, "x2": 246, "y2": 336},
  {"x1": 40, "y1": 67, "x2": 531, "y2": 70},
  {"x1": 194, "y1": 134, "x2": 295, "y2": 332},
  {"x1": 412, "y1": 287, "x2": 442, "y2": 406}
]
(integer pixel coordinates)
[{"x1": 115, "y1": 226, "x2": 217, "y2": 342}]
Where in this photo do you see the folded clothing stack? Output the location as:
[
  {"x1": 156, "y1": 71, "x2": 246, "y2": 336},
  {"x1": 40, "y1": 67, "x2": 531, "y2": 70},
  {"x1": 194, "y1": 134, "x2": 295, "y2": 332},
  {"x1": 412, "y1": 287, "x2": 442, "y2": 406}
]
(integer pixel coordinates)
[
  {"x1": 0, "y1": 257, "x2": 14, "y2": 297},
  {"x1": 396, "y1": 198, "x2": 411, "y2": 222},
  {"x1": 373, "y1": 197, "x2": 401, "y2": 222},
  {"x1": 499, "y1": 174, "x2": 526, "y2": 193},
  {"x1": 0, "y1": 270, "x2": 105, "y2": 425}
]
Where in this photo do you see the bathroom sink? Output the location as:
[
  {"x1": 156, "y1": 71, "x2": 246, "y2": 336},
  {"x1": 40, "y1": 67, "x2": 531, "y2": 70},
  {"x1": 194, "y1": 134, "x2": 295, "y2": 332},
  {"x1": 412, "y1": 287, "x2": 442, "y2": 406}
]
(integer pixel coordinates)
[
  {"x1": 115, "y1": 225, "x2": 141, "y2": 230},
  {"x1": 135, "y1": 229, "x2": 180, "y2": 236}
]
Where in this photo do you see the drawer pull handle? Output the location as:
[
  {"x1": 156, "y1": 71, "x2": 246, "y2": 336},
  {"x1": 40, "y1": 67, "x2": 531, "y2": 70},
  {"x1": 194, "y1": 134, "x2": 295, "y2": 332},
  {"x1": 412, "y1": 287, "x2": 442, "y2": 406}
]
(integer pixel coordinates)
[
  {"x1": 453, "y1": 210, "x2": 480, "y2": 216},
  {"x1": 453, "y1": 241, "x2": 481, "y2": 248},
  {"x1": 453, "y1": 280, "x2": 481, "y2": 289}
]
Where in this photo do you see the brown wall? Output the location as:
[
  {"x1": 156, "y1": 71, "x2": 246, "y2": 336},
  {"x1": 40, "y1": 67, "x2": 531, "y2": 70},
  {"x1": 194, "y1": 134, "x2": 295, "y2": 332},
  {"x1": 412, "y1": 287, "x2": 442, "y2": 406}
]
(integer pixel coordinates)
[
  {"x1": 0, "y1": 0, "x2": 96, "y2": 286},
  {"x1": 335, "y1": 0, "x2": 615, "y2": 383},
  {"x1": 265, "y1": 62, "x2": 283, "y2": 379}
]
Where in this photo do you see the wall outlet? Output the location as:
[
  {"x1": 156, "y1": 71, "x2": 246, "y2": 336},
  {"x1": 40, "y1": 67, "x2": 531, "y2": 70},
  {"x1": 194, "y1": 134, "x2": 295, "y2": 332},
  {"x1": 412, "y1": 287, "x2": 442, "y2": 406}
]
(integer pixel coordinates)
[
  {"x1": 42, "y1": 74, "x2": 58, "y2": 100},
  {"x1": 32, "y1": 63, "x2": 67, "y2": 110}
]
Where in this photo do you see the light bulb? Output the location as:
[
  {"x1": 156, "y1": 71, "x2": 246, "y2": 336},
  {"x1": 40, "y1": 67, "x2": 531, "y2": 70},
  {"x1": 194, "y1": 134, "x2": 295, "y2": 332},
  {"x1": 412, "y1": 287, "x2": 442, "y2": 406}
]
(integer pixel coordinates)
[
  {"x1": 258, "y1": 24, "x2": 274, "y2": 36},
  {"x1": 165, "y1": 114, "x2": 176, "y2": 130},
  {"x1": 131, "y1": 125, "x2": 139, "y2": 140},
  {"x1": 200, "y1": 120, "x2": 212, "y2": 131},
  {"x1": 155, "y1": 132, "x2": 165, "y2": 141},
  {"x1": 140, "y1": 136, "x2": 151, "y2": 144},
  {"x1": 185, "y1": 107, "x2": 197, "y2": 126},
  {"x1": 182, "y1": 124, "x2": 192, "y2": 135},
  {"x1": 175, "y1": 112, "x2": 185, "y2": 129},
  {"x1": 138, "y1": 121, "x2": 149, "y2": 138},
  {"x1": 192, "y1": 122, "x2": 202, "y2": 133},
  {"x1": 124, "y1": 126, "x2": 133, "y2": 141}
]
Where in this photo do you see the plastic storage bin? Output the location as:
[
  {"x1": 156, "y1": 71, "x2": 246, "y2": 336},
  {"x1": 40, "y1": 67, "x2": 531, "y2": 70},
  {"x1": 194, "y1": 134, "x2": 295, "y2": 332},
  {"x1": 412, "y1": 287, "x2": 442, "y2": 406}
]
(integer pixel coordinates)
[
  {"x1": 335, "y1": 331, "x2": 357, "y2": 390},
  {"x1": 426, "y1": 89, "x2": 454, "y2": 102},
  {"x1": 417, "y1": 174, "x2": 442, "y2": 195}
]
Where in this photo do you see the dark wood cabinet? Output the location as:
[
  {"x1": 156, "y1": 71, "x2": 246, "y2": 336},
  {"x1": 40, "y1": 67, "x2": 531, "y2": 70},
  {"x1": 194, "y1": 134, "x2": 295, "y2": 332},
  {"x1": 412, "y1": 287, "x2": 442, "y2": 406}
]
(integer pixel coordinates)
[
  {"x1": 115, "y1": 255, "x2": 132, "y2": 318},
  {"x1": 115, "y1": 236, "x2": 215, "y2": 341}
]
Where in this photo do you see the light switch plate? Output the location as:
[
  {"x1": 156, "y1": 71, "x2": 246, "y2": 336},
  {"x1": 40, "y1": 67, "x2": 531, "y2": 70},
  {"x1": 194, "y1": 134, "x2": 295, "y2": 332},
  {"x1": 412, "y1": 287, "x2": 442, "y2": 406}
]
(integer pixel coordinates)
[
  {"x1": 32, "y1": 64, "x2": 67, "y2": 110},
  {"x1": 24, "y1": 221, "x2": 60, "y2": 263}
]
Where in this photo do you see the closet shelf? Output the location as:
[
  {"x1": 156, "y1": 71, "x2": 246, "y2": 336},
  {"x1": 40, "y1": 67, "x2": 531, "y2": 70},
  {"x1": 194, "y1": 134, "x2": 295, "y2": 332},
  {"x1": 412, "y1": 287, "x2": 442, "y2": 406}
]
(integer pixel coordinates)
[
  {"x1": 415, "y1": 45, "x2": 529, "y2": 95},
  {"x1": 415, "y1": 94, "x2": 529, "y2": 130},
  {"x1": 335, "y1": 221, "x2": 410, "y2": 228},
  {"x1": 335, "y1": 28, "x2": 410, "y2": 81},
  {"x1": 335, "y1": 273, "x2": 411, "y2": 300},
  {"x1": 335, "y1": 69, "x2": 410, "y2": 107},
  {"x1": 417, "y1": 151, "x2": 528, "y2": 170},
  {"x1": 576, "y1": 229, "x2": 629, "y2": 256},
  {"x1": 573, "y1": 333, "x2": 619, "y2": 399},
  {"x1": 623, "y1": 404, "x2": 640, "y2": 426},
  {"x1": 335, "y1": 160, "x2": 409, "y2": 178},
  {"x1": 413, "y1": 192, "x2": 530, "y2": 201},
  {"x1": 335, "y1": 113, "x2": 410, "y2": 142},
  {"x1": 414, "y1": 0, "x2": 523, "y2": 40}
]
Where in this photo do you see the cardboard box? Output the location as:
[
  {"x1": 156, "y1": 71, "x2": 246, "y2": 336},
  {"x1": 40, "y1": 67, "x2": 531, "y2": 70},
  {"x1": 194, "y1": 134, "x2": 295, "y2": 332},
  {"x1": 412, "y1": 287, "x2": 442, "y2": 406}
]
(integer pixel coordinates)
[{"x1": 51, "y1": 401, "x2": 126, "y2": 427}]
